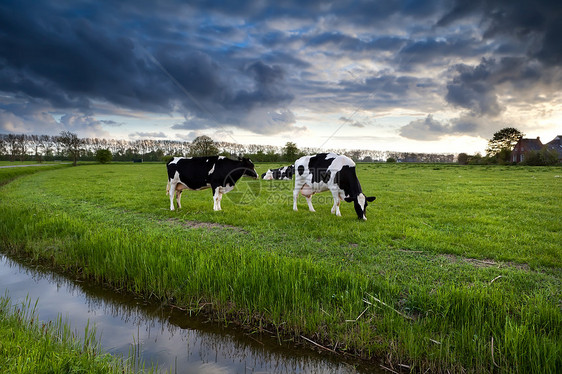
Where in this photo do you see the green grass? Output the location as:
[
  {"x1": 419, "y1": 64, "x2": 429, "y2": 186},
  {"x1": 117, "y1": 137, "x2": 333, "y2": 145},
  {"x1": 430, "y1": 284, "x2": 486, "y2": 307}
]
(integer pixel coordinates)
[
  {"x1": 0, "y1": 163, "x2": 71, "y2": 186},
  {"x1": 0, "y1": 294, "x2": 153, "y2": 373},
  {"x1": 0, "y1": 162, "x2": 560, "y2": 373},
  {"x1": 0, "y1": 161, "x2": 50, "y2": 166}
]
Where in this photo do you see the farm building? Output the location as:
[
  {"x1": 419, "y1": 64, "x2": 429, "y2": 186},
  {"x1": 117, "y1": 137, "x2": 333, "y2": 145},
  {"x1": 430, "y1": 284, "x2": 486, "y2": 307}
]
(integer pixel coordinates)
[
  {"x1": 546, "y1": 135, "x2": 562, "y2": 162},
  {"x1": 511, "y1": 137, "x2": 543, "y2": 163},
  {"x1": 511, "y1": 135, "x2": 562, "y2": 163}
]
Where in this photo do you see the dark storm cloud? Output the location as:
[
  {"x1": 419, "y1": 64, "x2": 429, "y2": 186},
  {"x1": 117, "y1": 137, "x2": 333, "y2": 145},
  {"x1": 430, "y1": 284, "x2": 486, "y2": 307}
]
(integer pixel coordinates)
[
  {"x1": 0, "y1": 0, "x2": 561, "y2": 140},
  {"x1": 445, "y1": 59, "x2": 503, "y2": 116},
  {"x1": 334, "y1": 73, "x2": 439, "y2": 111},
  {"x1": 339, "y1": 117, "x2": 366, "y2": 128},
  {"x1": 341, "y1": 75, "x2": 418, "y2": 96},
  {"x1": 0, "y1": 0, "x2": 303, "y2": 136},
  {"x1": 307, "y1": 32, "x2": 407, "y2": 52},
  {"x1": 535, "y1": 17, "x2": 562, "y2": 66},
  {"x1": 399, "y1": 114, "x2": 477, "y2": 140},
  {"x1": 99, "y1": 120, "x2": 124, "y2": 127},
  {"x1": 437, "y1": 0, "x2": 562, "y2": 64},
  {"x1": 397, "y1": 37, "x2": 486, "y2": 65},
  {"x1": 445, "y1": 56, "x2": 556, "y2": 116},
  {"x1": 400, "y1": 115, "x2": 449, "y2": 140},
  {"x1": 0, "y1": 0, "x2": 173, "y2": 113}
]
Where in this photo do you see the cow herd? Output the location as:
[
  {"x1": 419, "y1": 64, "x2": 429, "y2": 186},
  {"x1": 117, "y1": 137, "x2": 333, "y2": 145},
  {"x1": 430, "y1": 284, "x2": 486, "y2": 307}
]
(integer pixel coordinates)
[{"x1": 166, "y1": 153, "x2": 376, "y2": 220}]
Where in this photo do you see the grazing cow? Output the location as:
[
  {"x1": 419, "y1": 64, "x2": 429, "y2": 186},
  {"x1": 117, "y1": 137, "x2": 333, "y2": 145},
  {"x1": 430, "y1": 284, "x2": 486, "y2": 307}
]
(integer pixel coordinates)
[
  {"x1": 293, "y1": 153, "x2": 376, "y2": 220},
  {"x1": 261, "y1": 165, "x2": 295, "y2": 180},
  {"x1": 166, "y1": 156, "x2": 258, "y2": 211}
]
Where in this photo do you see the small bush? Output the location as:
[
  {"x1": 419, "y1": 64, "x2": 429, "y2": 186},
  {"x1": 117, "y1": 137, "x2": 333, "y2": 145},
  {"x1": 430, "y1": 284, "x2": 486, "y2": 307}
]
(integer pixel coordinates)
[
  {"x1": 522, "y1": 147, "x2": 559, "y2": 166},
  {"x1": 95, "y1": 149, "x2": 113, "y2": 164},
  {"x1": 457, "y1": 153, "x2": 469, "y2": 165}
]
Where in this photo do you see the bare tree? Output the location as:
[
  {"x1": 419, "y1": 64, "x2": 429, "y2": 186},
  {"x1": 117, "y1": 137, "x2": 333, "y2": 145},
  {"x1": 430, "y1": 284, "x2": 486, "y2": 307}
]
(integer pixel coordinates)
[
  {"x1": 58, "y1": 131, "x2": 83, "y2": 166},
  {"x1": 3, "y1": 134, "x2": 25, "y2": 161},
  {"x1": 0, "y1": 136, "x2": 6, "y2": 158},
  {"x1": 32, "y1": 135, "x2": 49, "y2": 163},
  {"x1": 15, "y1": 134, "x2": 26, "y2": 161}
]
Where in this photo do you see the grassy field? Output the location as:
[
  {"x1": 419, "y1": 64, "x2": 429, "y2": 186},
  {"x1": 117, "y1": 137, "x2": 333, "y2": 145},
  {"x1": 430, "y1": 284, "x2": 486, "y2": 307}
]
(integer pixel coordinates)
[
  {"x1": 0, "y1": 294, "x2": 153, "y2": 373},
  {"x1": 0, "y1": 162, "x2": 560, "y2": 373},
  {"x1": 0, "y1": 162, "x2": 71, "y2": 186}
]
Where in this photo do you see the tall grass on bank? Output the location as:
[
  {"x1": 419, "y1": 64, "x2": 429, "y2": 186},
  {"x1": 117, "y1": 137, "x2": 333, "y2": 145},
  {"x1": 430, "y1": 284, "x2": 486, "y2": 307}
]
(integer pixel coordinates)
[
  {"x1": 0, "y1": 294, "x2": 153, "y2": 373},
  {"x1": 0, "y1": 163, "x2": 560, "y2": 373},
  {"x1": 0, "y1": 163, "x2": 70, "y2": 186}
]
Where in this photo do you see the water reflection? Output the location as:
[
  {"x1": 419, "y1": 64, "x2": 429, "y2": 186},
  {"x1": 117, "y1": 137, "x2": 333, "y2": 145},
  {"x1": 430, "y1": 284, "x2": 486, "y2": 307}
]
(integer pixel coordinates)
[{"x1": 0, "y1": 253, "x2": 381, "y2": 373}]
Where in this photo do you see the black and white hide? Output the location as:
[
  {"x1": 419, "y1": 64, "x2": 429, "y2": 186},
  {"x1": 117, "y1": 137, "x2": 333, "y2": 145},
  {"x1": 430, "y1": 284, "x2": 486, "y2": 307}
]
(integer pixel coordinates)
[
  {"x1": 261, "y1": 165, "x2": 295, "y2": 180},
  {"x1": 166, "y1": 156, "x2": 258, "y2": 211},
  {"x1": 293, "y1": 153, "x2": 376, "y2": 220}
]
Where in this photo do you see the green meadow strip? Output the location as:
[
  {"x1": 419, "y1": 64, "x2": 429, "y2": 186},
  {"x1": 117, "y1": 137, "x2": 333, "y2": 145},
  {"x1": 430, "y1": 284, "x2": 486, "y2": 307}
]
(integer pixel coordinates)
[
  {"x1": 0, "y1": 163, "x2": 560, "y2": 373},
  {"x1": 0, "y1": 294, "x2": 153, "y2": 373},
  {"x1": 0, "y1": 163, "x2": 70, "y2": 186}
]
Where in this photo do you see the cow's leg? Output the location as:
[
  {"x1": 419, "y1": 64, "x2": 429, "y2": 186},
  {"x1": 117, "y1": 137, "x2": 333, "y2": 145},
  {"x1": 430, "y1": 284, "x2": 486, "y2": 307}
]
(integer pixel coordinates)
[
  {"x1": 305, "y1": 195, "x2": 315, "y2": 212},
  {"x1": 213, "y1": 187, "x2": 222, "y2": 211},
  {"x1": 292, "y1": 189, "x2": 300, "y2": 211},
  {"x1": 330, "y1": 190, "x2": 341, "y2": 216},
  {"x1": 175, "y1": 189, "x2": 182, "y2": 209},
  {"x1": 217, "y1": 191, "x2": 224, "y2": 210},
  {"x1": 168, "y1": 181, "x2": 177, "y2": 211},
  {"x1": 292, "y1": 188, "x2": 300, "y2": 211},
  {"x1": 292, "y1": 181, "x2": 303, "y2": 211}
]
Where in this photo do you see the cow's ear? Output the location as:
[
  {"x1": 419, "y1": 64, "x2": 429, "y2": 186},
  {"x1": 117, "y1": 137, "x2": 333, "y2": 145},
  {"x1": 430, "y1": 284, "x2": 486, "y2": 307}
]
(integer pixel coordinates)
[
  {"x1": 344, "y1": 196, "x2": 354, "y2": 202},
  {"x1": 366, "y1": 196, "x2": 376, "y2": 202}
]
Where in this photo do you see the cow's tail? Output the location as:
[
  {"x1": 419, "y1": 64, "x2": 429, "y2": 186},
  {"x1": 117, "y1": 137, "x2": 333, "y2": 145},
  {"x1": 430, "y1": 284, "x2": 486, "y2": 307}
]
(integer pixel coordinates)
[{"x1": 166, "y1": 179, "x2": 170, "y2": 195}]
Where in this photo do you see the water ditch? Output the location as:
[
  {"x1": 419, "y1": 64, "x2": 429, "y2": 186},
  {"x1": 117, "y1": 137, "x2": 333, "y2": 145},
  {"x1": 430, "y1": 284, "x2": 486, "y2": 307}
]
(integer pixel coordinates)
[{"x1": 0, "y1": 253, "x2": 383, "y2": 373}]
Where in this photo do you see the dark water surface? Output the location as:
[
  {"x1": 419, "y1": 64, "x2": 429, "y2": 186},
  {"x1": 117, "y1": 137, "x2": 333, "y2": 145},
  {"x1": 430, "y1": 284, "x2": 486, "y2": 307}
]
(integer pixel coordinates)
[{"x1": 0, "y1": 253, "x2": 383, "y2": 373}]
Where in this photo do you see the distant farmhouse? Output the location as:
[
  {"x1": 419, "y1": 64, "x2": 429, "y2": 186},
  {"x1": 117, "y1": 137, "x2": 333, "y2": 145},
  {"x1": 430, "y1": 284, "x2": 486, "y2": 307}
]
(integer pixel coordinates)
[{"x1": 511, "y1": 135, "x2": 562, "y2": 163}]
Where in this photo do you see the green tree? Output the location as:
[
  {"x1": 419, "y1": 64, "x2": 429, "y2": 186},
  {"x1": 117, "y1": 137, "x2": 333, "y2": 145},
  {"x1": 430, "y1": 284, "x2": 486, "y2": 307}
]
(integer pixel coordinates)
[
  {"x1": 282, "y1": 142, "x2": 299, "y2": 162},
  {"x1": 486, "y1": 127, "x2": 523, "y2": 157},
  {"x1": 457, "y1": 153, "x2": 469, "y2": 165},
  {"x1": 95, "y1": 149, "x2": 113, "y2": 164},
  {"x1": 189, "y1": 135, "x2": 219, "y2": 157},
  {"x1": 58, "y1": 131, "x2": 83, "y2": 166}
]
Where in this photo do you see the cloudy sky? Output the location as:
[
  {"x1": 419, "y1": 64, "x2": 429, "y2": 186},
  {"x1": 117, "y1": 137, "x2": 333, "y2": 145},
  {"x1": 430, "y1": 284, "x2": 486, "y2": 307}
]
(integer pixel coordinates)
[{"x1": 1, "y1": 0, "x2": 561, "y2": 154}]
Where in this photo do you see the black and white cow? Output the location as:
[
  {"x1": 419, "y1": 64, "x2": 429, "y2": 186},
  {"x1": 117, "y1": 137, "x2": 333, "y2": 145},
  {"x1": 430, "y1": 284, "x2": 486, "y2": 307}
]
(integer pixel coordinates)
[
  {"x1": 166, "y1": 156, "x2": 258, "y2": 211},
  {"x1": 261, "y1": 165, "x2": 295, "y2": 180},
  {"x1": 293, "y1": 153, "x2": 376, "y2": 220}
]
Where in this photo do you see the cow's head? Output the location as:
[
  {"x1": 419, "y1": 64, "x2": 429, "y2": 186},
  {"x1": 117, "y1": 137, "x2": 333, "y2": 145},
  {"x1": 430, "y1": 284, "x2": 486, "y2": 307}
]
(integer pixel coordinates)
[
  {"x1": 261, "y1": 169, "x2": 274, "y2": 180},
  {"x1": 240, "y1": 157, "x2": 258, "y2": 179},
  {"x1": 344, "y1": 193, "x2": 376, "y2": 220}
]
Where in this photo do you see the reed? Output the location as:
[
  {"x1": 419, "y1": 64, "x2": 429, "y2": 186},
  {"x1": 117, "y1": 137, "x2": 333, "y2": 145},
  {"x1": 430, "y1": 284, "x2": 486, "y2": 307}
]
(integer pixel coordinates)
[
  {"x1": 0, "y1": 294, "x2": 154, "y2": 373},
  {"x1": 0, "y1": 162, "x2": 560, "y2": 373}
]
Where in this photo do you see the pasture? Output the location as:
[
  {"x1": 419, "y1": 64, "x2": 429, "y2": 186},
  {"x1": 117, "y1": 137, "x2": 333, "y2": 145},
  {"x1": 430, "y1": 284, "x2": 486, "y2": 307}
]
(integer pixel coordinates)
[{"x1": 0, "y1": 162, "x2": 560, "y2": 373}]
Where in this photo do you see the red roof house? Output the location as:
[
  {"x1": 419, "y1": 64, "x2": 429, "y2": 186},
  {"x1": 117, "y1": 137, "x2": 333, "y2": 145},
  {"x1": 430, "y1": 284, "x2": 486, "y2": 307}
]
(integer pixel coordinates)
[
  {"x1": 546, "y1": 135, "x2": 562, "y2": 162},
  {"x1": 511, "y1": 137, "x2": 543, "y2": 163}
]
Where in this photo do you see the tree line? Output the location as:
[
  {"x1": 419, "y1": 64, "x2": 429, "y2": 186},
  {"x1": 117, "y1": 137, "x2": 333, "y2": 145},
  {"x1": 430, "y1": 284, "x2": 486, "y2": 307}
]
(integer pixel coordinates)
[
  {"x1": 0, "y1": 132, "x2": 455, "y2": 164},
  {"x1": 458, "y1": 127, "x2": 560, "y2": 166}
]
